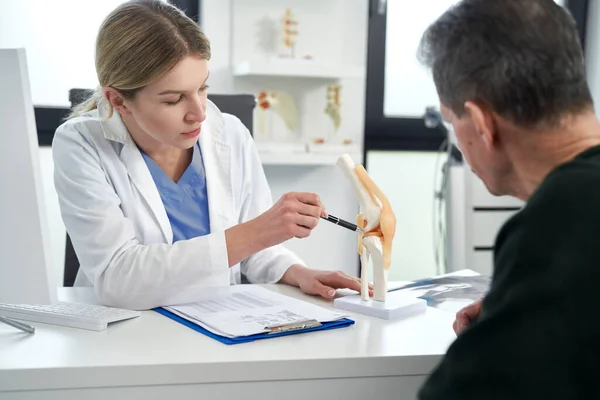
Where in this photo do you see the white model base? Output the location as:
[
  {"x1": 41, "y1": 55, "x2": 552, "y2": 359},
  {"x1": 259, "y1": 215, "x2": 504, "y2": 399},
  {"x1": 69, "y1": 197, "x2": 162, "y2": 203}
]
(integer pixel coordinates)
[{"x1": 333, "y1": 292, "x2": 427, "y2": 320}]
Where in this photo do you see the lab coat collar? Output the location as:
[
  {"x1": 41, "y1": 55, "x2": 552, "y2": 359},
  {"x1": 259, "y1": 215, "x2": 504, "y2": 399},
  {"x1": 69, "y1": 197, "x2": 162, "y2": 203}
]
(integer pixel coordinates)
[
  {"x1": 98, "y1": 97, "x2": 231, "y2": 243},
  {"x1": 97, "y1": 97, "x2": 132, "y2": 145}
]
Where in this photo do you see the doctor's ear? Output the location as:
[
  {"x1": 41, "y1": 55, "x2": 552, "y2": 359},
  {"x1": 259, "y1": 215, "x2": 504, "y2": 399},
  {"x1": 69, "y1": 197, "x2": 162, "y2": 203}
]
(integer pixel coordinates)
[{"x1": 104, "y1": 87, "x2": 133, "y2": 116}]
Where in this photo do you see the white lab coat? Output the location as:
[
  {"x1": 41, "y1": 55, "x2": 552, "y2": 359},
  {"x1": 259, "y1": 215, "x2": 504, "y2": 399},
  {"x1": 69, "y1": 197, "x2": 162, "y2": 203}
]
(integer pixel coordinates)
[{"x1": 52, "y1": 98, "x2": 304, "y2": 310}]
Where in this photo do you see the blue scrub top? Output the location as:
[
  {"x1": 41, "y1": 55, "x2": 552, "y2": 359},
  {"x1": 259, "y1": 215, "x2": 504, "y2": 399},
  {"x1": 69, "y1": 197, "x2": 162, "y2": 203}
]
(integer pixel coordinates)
[{"x1": 140, "y1": 142, "x2": 210, "y2": 242}]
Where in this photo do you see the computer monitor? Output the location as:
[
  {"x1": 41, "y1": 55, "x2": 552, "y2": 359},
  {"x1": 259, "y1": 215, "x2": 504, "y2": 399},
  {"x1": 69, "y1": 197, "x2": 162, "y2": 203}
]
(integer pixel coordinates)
[{"x1": 0, "y1": 48, "x2": 57, "y2": 305}]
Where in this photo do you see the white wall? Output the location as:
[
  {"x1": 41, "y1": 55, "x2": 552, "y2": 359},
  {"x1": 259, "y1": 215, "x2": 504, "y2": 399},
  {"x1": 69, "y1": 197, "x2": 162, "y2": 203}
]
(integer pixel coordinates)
[{"x1": 0, "y1": 0, "x2": 128, "y2": 107}]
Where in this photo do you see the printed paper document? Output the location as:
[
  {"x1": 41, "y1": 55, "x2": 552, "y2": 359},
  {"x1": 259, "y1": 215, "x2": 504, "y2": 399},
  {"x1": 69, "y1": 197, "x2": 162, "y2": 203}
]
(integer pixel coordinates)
[{"x1": 164, "y1": 285, "x2": 348, "y2": 338}]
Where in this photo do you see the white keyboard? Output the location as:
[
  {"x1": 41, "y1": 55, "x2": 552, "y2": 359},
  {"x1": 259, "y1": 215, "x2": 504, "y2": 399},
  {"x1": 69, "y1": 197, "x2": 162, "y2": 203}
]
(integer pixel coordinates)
[{"x1": 0, "y1": 302, "x2": 141, "y2": 331}]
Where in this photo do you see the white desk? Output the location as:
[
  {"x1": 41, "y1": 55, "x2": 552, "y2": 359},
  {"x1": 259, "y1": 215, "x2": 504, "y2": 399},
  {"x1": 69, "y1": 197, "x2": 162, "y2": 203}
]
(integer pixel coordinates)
[{"x1": 0, "y1": 285, "x2": 457, "y2": 400}]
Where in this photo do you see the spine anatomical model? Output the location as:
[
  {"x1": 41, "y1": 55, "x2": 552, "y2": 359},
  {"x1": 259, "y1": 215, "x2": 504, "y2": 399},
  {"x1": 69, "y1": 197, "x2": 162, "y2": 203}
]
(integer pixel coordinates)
[
  {"x1": 281, "y1": 9, "x2": 298, "y2": 58},
  {"x1": 324, "y1": 84, "x2": 341, "y2": 132},
  {"x1": 337, "y1": 154, "x2": 396, "y2": 302}
]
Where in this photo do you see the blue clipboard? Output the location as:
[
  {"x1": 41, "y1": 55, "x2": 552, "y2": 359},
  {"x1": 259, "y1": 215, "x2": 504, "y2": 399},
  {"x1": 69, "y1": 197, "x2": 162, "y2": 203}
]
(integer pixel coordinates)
[{"x1": 154, "y1": 307, "x2": 355, "y2": 345}]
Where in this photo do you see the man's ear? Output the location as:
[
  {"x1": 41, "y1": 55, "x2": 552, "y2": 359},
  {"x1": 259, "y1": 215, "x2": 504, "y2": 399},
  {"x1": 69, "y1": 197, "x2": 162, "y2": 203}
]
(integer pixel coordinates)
[
  {"x1": 104, "y1": 87, "x2": 132, "y2": 116},
  {"x1": 464, "y1": 101, "x2": 497, "y2": 150}
]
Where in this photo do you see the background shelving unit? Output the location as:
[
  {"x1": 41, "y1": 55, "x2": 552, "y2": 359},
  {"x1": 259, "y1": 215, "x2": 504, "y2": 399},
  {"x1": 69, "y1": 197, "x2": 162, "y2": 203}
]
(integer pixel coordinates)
[{"x1": 231, "y1": 0, "x2": 367, "y2": 167}]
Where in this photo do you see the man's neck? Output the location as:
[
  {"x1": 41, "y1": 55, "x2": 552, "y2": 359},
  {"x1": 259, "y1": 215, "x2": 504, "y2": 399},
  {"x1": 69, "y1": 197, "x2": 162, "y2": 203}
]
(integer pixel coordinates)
[{"x1": 507, "y1": 111, "x2": 600, "y2": 200}]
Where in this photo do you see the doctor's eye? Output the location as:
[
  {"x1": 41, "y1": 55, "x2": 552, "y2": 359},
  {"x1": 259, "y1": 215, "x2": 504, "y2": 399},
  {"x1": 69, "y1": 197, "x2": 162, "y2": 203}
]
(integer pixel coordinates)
[
  {"x1": 199, "y1": 85, "x2": 209, "y2": 92},
  {"x1": 165, "y1": 96, "x2": 183, "y2": 106}
]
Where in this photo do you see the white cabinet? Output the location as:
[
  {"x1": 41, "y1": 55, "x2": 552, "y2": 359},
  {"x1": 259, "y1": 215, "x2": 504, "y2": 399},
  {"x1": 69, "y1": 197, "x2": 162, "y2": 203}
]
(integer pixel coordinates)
[
  {"x1": 472, "y1": 211, "x2": 518, "y2": 248},
  {"x1": 446, "y1": 163, "x2": 524, "y2": 276},
  {"x1": 471, "y1": 250, "x2": 494, "y2": 277}
]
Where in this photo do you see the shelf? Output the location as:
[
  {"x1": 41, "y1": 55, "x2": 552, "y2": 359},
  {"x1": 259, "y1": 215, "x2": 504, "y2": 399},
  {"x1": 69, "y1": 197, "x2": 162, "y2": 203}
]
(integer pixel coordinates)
[
  {"x1": 259, "y1": 150, "x2": 363, "y2": 166},
  {"x1": 307, "y1": 143, "x2": 362, "y2": 156},
  {"x1": 233, "y1": 60, "x2": 365, "y2": 80}
]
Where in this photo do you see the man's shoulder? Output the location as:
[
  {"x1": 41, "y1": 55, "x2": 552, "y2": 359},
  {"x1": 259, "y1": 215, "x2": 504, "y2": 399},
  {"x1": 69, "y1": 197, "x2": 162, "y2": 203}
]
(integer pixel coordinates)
[
  {"x1": 517, "y1": 148, "x2": 600, "y2": 224},
  {"x1": 494, "y1": 147, "x2": 600, "y2": 275},
  {"x1": 535, "y1": 148, "x2": 600, "y2": 200}
]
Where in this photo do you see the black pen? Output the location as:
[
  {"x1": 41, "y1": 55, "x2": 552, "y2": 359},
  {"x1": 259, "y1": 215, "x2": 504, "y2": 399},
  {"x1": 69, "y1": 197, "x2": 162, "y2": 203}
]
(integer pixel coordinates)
[{"x1": 321, "y1": 214, "x2": 364, "y2": 232}]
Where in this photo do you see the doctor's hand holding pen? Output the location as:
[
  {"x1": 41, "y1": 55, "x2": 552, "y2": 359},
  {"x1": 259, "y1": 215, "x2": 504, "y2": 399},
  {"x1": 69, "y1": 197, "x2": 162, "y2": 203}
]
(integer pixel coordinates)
[
  {"x1": 254, "y1": 192, "x2": 328, "y2": 246},
  {"x1": 225, "y1": 192, "x2": 372, "y2": 299},
  {"x1": 225, "y1": 192, "x2": 326, "y2": 266}
]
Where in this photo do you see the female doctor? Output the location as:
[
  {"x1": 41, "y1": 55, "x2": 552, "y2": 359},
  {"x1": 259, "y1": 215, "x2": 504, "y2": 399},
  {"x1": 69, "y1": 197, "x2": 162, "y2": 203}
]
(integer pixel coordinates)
[{"x1": 52, "y1": 0, "x2": 370, "y2": 310}]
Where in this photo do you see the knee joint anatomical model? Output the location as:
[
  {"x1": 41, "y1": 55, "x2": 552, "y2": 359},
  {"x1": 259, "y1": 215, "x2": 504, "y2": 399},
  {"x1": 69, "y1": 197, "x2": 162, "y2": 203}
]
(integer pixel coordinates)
[{"x1": 337, "y1": 154, "x2": 396, "y2": 302}]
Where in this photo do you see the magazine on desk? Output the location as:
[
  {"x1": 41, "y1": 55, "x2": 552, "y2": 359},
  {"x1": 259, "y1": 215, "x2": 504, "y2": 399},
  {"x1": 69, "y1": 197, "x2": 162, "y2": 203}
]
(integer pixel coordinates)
[
  {"x1": 389, "y1": 270, "x2": 492, "y2": 313},
  {"x1": 156, "y1": 285, "x2": 353, "y2": 343}
]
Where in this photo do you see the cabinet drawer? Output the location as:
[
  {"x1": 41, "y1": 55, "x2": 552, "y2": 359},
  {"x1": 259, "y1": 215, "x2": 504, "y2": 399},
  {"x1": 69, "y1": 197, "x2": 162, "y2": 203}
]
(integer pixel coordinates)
[
  {"x1": 472, "y1": 211, "x2": 518, "y2": 247},
  {"x1": 471, "y1": 250, "x2": 494, "y2": 276}
]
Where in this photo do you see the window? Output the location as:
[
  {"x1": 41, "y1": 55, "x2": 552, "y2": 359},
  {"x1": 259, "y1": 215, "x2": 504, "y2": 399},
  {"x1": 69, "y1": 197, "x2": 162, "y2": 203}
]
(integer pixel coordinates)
[
  {"x1": 364, "y1": 0, "x2": 580, "y2": 154},
  {"x1": 383, "y1": 0, "x2": 459, "y2": 118}
]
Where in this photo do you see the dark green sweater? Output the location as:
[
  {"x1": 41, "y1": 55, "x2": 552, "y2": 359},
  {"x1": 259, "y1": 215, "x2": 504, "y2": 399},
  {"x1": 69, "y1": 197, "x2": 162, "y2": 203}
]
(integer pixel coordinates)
[{"x1": 419, "y1": 145, "x2": 600, "y2": 400}]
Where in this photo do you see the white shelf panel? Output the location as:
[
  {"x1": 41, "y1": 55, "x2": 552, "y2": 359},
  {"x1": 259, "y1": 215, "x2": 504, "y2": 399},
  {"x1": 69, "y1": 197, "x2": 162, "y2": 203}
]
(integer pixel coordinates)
[
  {"x1": 307, "y1": 143, "x2": 362, "y2": 156},
  {"x1": 259, "y1": 151, "x2": 363, "y2": 166},
  {"x1": 234, "y1": 60, "x2": 365, "y2": 79}
]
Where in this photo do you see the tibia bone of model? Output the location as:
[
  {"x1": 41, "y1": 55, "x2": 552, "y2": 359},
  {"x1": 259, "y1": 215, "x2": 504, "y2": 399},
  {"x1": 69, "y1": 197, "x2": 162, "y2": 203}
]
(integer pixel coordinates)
[
  {"x1": 363, "y1": 236, "x2": 387, "y2": 302},
  {"x1": 359, "y1": 245, "x2": 370, "y2": 301},
  {"x1": 336, "y1": 154, "x2": 381, "y2": 232}
]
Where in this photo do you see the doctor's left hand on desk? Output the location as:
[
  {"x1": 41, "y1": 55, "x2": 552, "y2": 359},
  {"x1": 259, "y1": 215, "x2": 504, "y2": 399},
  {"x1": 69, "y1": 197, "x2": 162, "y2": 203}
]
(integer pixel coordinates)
[{"x1": 280, "y1": 265, "x2": 374, "y2": 300}]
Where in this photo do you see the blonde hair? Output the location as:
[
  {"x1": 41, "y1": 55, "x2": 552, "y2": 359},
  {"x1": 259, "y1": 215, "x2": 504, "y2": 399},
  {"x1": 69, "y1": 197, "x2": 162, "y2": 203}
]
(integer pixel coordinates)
[{"x1": 70, "y1": 0, "x2": 211, "y2": 119}]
